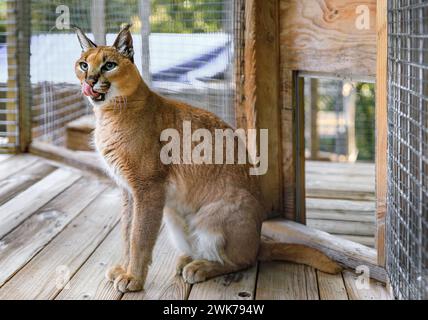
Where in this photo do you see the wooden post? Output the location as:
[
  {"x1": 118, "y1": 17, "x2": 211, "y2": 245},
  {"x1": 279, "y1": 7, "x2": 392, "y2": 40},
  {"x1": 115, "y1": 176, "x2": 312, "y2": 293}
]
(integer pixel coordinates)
[
  {"x1": 15, "y1": 0, "x2": 32, "y2": 152},
  {"x1": 295, "y1": 75, "x2": 306, "y2": 223},
  {"x1": 242, "y1": 0, "x2": 282, "y2": 218},
  {"x1": 5, "y1": 0, "x2": 18, "y2": 152},
  {"x1": 139, "y1": 0, "x2": 151, "y2": 86},
  {"x1": 234, "y1": 0, "x2": 246, "y2": 128},
  {"x1": 91, "y1": 0, "x2": 106, "y2": 45},
  {"x1": 310, "y1": 78, "x2": 319, "y2": 160},
  {"x1": 376, "y1": 0, "x2": 388, "y2": 267}
]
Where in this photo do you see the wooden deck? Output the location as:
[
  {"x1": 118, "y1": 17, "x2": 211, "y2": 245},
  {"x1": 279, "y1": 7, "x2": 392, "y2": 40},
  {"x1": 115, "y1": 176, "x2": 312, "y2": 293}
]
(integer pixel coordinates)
[
  {"x1": 306, "y1": 161, "x2": 376, "y2": 247},
  {"x1": 0, "y1": 154, "x2": 391, "y2": 300}
]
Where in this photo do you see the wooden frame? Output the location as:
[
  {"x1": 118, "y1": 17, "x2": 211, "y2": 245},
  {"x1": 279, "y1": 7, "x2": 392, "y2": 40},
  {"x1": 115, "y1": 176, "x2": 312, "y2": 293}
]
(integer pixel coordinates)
[
  {"x1": 240, "y1": 0, "x2": 283, "y2": 218},
  {"x1": 4, "y1": 0, "x2": 31, "y2": 153},
  {"x1": 375, "y1": 0, "x2": 388, "y2": 267},
  {"x1": 91, "y1": 0, "x2": 106, "y2": 45}
]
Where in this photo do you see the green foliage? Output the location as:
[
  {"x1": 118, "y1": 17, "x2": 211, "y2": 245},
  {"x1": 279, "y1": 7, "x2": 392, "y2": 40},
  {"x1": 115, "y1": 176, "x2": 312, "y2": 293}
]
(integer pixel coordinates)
[
  {"x1": 150, "y1": 0, "x2": 224, "y2": 33},
  {"x1": 0, "y1": 0, "x2": 7, "y2": 43},
  {"x1": 355, "y1": 83, "x2": 375, "y2": 161},
  {"x1": 29, "y1": 0, "x2": 224, "y2": 34}
]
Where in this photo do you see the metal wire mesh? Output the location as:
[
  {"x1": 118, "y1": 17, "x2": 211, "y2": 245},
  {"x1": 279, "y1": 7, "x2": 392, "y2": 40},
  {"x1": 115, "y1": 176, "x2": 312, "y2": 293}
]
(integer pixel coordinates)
[
  {"x1": 0, "y1": 0, "x2": 19, "y2": 151},
  {"x1": 386, "y1": 0, "x2": 428, "y2": 300},
  {"x1": 28, "y1": 0, "x2": 237, "y2": 147},
  {"x1": 303, "y1": 78, "x2": 376, "y2": 163}
]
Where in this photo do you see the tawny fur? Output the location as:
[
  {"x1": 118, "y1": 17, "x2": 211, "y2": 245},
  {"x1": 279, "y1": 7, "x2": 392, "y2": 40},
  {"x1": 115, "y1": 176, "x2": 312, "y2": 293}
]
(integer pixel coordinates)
[{"x1": 74, "y1": 25, "x2": 341, "y2": 293}]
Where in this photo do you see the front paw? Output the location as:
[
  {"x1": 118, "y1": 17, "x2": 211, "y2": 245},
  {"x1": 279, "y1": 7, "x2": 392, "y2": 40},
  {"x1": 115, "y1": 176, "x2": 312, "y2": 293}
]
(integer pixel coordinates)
[
  {"x1": 114, "y1": 273, "x2": 144, "y2": 293},
  {"x1": 105, "y1": 265, "x2": 126, "y2": 282},
  {"x1": 182, "y1": 261, "x2": 209, "y2": 284},
  {"x1": 175, "y1": 255, "x2": 193, "y2": 275}
]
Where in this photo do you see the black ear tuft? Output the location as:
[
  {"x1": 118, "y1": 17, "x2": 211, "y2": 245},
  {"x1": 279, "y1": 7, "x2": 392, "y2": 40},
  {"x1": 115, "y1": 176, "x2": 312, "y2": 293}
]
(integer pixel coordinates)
[
  {"x1": 72, "y1": 25, "x2": 97, "y2": 52},
  {"x1": 113, "y1": 24, "x2": 134, "y2": 63}
]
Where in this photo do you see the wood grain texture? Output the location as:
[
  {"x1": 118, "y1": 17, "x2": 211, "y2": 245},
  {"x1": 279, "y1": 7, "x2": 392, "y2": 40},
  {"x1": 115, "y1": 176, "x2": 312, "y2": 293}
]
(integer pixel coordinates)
[
  {"x1": 375, "y1": 0, "x2": 387, "y2": 267},
  {"x1": 317, "y1": 271, "x2": 348, "y2": 300},
  {"x1": 0, "y1": 168, "x2": 82, "y2": 239},
  {"x1": 343, "y1": 270, "x2": 392, "y2": 300},
  {"x1": 256, "y1": 262, "x2": 318, "y2": 300},
  {"x1": 280, "y1": 0, "x2": 376, "y2": 76},
  {"x1": 306, "y1": 198, "x2": 375, "y2": 214},
  {"x1": 279, "y1": 1, "x2": 376, "y2": 220},
  {"x1": 0, "y1": 188, "x2": 120, "y2": 300},
  {"x1": 0, "y1": 178, "x2": 107, "y2": 287},
  {"x1": 189, "y1": 265, "x2": 257, "y2": 300},
  {"x1": 122, "y1": 226, "x2": 191, "y2": 300},
  {"x1": 306, "y1": 160, "x2": 375, "y2": 174},
  {"x1": 280, "y1": 69, "x2": 295, "y2": 220},
  {"x1": 0, "y1": 161, "x2": 56, "y2": 206},
  {"x1": 56, "y1": 225, "x2": 122, "y2": 300},
  {"x1": 307, "y1": 209, "x2": 375, "y2": 223},
  {"x1": 262, "y1": 219, "x2": 387, "y2": 282},
  {"x1": 243, "y1": 0, "x2": 283, "y2": 218},
  {"x1": 0, "y1": 155, "x2": 39, "y2": 180},
  {"x1": 16, "y1": 0, "x2": 32, "y2": 152},
  {"x1": 306, "y1": 219, "x2": 375, "y2": 237},
  {"x1": 0, "y1": 155, "x2": 12, "y2": 163},
  {"x1": 340, "y1": 235, "x2": 374, "y2": 247},
  {"x1": 30, "y1": 141, "x2": 105, "y2": 177}
]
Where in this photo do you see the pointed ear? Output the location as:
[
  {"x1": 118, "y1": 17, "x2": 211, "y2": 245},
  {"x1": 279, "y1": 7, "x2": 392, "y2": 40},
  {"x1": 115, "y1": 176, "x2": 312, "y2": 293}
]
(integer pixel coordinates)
[
  {"x1": 113, "y1": 24, "x2": 134, "y2": 63},
  {"x1": 72, "y1": 25, "x2": 97, "y2": 52}
]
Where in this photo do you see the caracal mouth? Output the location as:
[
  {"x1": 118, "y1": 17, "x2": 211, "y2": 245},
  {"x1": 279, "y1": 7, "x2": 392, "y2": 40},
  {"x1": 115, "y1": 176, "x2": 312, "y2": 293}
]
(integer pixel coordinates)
[{"x1": 82, "y1": 82, "x2": 108, "y2": 102}]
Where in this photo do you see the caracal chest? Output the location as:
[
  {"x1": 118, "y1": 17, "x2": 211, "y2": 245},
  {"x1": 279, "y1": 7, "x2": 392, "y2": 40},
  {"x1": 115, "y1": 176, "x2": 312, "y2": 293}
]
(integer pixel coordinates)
[{"x1": 94, "y1": 125, "x2": 134, "y2": 191}]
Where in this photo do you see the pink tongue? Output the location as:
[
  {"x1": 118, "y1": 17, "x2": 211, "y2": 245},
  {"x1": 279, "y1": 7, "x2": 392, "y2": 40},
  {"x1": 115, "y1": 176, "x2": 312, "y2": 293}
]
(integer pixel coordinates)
[{"x1": 82, "y1": 82, "x2": 101, "y2": 98}]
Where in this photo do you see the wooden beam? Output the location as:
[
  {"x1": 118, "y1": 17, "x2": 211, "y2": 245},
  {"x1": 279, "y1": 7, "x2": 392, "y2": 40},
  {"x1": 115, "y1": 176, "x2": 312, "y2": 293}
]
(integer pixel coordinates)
[
  {"x1": 91, "y1": 0, "x2": 106, "y2": 45},
  {"x1": 262, "y1": 219, "x2": 388, "y2": 283},
  {"x1": 29, "y1": 141, "x2": 105, "y2": 177},
  {"x1": 243, "y1": 0, "x2": 282, "y2": 218},
  {"x1": 139, "y1": 0, "x2": 151, "y2": 86},
  {"x1": 5, "y1": 0, "x2": 31, "y2": 153},
  {"x1": 234, "y1": 0, "x2": 246, "y2": 128},
  {"x1": 280, "y1": 0, "x2": 377, "y2": 77},
  {"x1": 295, "y1": 74, "x2": 305, "y2": 223},
  {"x1": 16, "y1": 0, "x2": 32, "y2": 152},
  {"x1": 5, "y1": 0, "x2": 18, "y2": 152},
  {"x1": 375, "y1": 0, "x2": 388, "y2": 267}
]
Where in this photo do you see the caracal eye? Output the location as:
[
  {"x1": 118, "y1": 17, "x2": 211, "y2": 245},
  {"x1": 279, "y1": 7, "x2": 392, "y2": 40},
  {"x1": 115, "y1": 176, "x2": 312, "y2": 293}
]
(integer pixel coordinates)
[
  {"x1": 103, "y1": 62, "x2": 117, "y2": 71},
  {"x1": 80, "y1": 62, "x2": 89, "y2": 72}
]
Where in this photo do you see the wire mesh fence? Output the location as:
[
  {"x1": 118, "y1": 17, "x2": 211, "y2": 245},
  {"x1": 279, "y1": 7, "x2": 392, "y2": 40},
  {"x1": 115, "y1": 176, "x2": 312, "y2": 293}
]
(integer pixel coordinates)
[
  {"x1": 386, "y1": 0, "x2": 428, "y2": 300},
  {"x1": 302, "y1": 77, "x2": 376, "y2": 163},
  {"x1": 28, "y1": 0, "x2": 237, "y2": 147},
  {"x1": 0, "y1": 0, "x2": 20, "y2": 152}
]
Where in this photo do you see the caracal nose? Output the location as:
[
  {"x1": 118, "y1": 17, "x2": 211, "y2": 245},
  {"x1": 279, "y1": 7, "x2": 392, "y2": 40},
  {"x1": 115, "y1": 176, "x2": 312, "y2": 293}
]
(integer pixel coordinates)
[{"x1": 86, "y1": 76, "x2": 99, "y2": 87}]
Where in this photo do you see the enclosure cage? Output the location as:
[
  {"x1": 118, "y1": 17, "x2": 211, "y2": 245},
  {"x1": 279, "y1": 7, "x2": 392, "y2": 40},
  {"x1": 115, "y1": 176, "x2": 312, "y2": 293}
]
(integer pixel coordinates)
[
  {"x1": 1, "y1": 0, "x2": 240, "y2": 150},
  {"x1": 386, "y1": 0, "x2": 427, "y2": 300},
  {"x1": 0, "y1": 0, "x2": 428, "y2": 300}
]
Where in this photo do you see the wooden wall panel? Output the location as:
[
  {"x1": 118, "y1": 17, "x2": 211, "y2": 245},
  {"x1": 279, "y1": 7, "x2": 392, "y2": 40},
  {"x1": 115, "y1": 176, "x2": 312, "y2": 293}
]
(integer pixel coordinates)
[
  {"x1": 280, "y1": 0, "x2": 377, "y2": 77},
  {"x1": 242, "y1": 0, "x2": 282, "y2": 217},
  {"x1": 279, "y1": 0, "x2": 377, "y2": 221}
]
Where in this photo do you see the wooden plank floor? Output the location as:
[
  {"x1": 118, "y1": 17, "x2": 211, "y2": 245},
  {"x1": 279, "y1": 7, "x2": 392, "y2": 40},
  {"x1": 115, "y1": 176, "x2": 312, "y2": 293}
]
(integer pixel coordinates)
[
  {"x1": 306, "y1": 161, "x2": 376, "y2": 247},
  {"x1": 0, "y1": 155, "x2": 392, "y2": 300}
]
